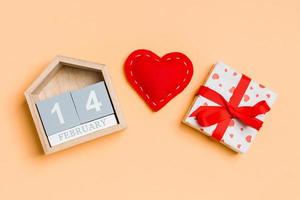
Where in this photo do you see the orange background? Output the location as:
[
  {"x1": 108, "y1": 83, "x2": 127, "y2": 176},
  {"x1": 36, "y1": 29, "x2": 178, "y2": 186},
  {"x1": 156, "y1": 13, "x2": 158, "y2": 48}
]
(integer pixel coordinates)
[{"x1": 0, "y1": 0, "x2": 299, "y2": 199}]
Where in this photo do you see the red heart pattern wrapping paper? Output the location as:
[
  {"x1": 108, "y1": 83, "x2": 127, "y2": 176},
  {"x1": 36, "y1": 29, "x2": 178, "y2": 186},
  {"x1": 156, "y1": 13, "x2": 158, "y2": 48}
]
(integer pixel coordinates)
[{"x1": 183, "y1": 62, "x2": 277, "y2": 153}]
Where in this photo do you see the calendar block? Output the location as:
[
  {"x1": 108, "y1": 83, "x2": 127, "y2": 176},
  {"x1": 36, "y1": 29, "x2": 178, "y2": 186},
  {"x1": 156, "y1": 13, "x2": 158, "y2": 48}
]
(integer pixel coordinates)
[
  {"x1": 36, "y1": 92, "x2": 81, "y2": 136},
  {"x1": 25, "y1": 56, "x2": 126, "y2": 154},
  {"x1": 47, "y1": 114, "x2": 118, "y2": 147},
  {"x1": 71, "y1": 82, "x2": 114, "y2": 123}
]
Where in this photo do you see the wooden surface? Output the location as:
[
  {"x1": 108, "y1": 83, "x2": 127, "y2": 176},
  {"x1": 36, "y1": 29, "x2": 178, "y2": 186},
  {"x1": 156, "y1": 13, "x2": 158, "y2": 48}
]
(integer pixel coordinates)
[
  {"x1": 37, "y1": 66, "x2": 104, "y2": 101},
  {"x1": 0, "y1": 0, "x2": 300, "y2": 199}
]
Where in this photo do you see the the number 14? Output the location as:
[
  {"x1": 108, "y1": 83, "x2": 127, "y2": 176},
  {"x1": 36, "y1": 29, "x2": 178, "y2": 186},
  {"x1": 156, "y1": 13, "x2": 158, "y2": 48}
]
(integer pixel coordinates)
[{"x1": 51, "y1": 90, "x2": 102, "y2": 124}]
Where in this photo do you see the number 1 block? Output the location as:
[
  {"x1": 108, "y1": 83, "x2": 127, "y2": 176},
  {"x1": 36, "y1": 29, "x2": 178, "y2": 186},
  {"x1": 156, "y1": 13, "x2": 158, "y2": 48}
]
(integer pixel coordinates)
[
  {"x1": 36, "y1": 92, "x2": 81, "y2": 136},
  {"x1": 71, "y1": 81, "x2": 115, "y2": 124}
]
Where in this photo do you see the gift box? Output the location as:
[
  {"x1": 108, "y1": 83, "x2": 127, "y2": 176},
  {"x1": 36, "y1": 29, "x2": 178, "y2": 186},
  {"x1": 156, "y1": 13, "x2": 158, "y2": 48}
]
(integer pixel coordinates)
[{"x1": 183, "y1": 62, "x2": 277, "y2": 153}]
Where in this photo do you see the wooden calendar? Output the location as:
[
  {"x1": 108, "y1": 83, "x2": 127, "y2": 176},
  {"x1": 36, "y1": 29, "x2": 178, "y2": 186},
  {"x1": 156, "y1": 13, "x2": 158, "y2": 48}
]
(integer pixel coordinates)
[{"x1": 25, "y1": 56, "x2": 126, "y2": 154}]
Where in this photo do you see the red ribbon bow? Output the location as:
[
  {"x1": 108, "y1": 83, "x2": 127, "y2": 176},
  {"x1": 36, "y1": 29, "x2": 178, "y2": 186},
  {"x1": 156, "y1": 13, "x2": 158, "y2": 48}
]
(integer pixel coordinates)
[{"x1": 190, "y1": 75, "x2": 270, "y2": 141}]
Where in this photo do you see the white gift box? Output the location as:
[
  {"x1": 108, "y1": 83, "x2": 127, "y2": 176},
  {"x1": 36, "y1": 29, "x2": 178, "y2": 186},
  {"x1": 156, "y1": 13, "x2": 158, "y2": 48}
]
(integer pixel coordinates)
[{"x1": 183, "y1": 62, "x2": 277, "y2": 153}]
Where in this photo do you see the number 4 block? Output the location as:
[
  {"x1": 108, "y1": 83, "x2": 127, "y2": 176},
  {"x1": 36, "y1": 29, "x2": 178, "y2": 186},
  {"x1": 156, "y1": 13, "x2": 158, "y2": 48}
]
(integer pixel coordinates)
[
  {"x1": 71, "y1": 81, "x2": 115, "y2": 124},
  {"x1": 36, "y1": 93, "x2": 81, "y2": 136}
]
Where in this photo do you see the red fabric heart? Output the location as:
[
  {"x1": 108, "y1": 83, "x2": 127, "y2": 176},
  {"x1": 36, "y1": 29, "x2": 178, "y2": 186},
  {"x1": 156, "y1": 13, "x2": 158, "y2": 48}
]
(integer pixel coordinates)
[{"x1": 124, "y1": 49, "x2": 193, "y2": 111}]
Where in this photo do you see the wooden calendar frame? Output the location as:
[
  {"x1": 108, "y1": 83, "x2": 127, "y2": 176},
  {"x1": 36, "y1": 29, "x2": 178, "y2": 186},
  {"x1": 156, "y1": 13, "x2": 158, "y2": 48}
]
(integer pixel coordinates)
[{"x1": 25, "y1": 55, "x2": 126, "y2": 154}]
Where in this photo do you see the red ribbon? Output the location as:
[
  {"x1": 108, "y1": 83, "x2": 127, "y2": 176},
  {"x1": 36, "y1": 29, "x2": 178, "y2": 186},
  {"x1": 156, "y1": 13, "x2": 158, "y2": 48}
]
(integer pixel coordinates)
[{"x1": 190, "y1": 75, "x2": 270, "y2": 141}]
